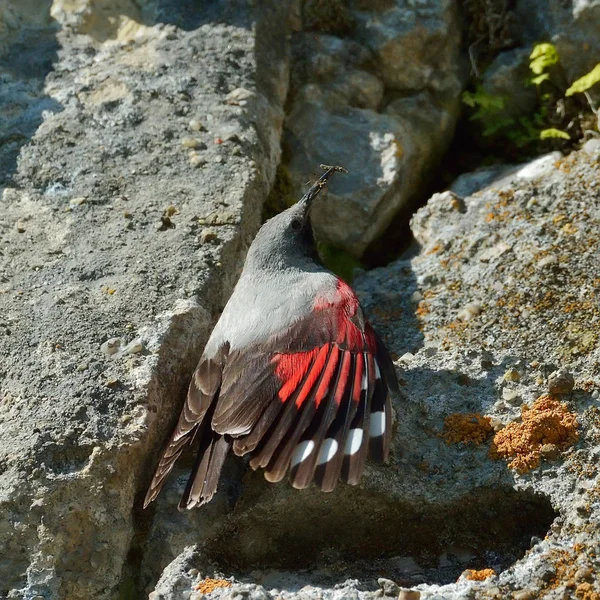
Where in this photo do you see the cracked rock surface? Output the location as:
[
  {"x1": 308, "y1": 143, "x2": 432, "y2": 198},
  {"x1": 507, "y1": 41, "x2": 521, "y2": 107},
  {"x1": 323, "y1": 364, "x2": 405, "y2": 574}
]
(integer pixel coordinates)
[
  {"x1": 284, "y1": 0, "x2": 464, "y2": 257},
  {"x1": 0, "y1": 1, "x2": 288, "y2": 597},
  {"x1": 2, "y1": 1, "x2": 600, "y2": 599},
  {"x1": 150, "y1": 150, "x2": 600, "y2": 599}
]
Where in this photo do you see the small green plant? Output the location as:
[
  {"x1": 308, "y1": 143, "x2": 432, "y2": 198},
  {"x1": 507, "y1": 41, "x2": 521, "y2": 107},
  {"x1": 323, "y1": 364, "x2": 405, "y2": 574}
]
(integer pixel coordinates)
[
  {"x1": 565, "y1": 63, "x2": 600, "y2": 97},
  {"x1": 527, "y1": 44, "x2": 600, "y2": 140},
  {"x1": 461, "y1": 86, "x2": 511, "y2": 136},
  {"x1": 461, "y1": 42, "x2": 598, "y2": 152},
  {"x1": 461, "y1": 86, "x2": 542, "y2": 147},
  {"x1": 540, "y1": 128, "x2": 570, "y2": 140},
  {"x1": 529, "y1": 43, "x2": 560, "y2": 85}
]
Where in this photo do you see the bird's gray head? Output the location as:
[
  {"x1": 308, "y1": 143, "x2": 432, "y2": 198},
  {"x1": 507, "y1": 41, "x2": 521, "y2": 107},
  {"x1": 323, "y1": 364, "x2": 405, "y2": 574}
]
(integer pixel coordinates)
[{"x1": 245, "y1": 165, "x2": 347, "y2": 271}]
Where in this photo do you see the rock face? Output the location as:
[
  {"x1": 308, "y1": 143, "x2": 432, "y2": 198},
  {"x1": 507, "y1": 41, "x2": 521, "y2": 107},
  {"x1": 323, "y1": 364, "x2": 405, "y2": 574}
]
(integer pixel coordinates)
[
  {"x1": 283, "y1": 0, "x2": 465, "y2": 257},
  {"x1": 149, "y1": 148, "x2": 600, "y2": 599},
  {"x1": 0, "y1": 1, "x2": 289, "y2": 598},
  {"x1": 2, "y1": 1, "x2": 600, "y2": 600}
]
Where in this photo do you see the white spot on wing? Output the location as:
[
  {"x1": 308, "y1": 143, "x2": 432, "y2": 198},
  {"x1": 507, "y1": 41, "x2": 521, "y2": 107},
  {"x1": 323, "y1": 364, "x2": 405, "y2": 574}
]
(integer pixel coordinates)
[
  {"x1": 317, "y1": 438, "x2": 338, "y2": 465},
  {"x1": 361, "y1": 363, "x2": 368, "y2": 391},
  {"x1": 291, "y1": 440, "x2": 315, "y2": 467},
  {"x1": 369, "y1": 411, "x2": 386, "y2": 437},
  {"x1": 374, "y1": 360, "x2": 381, "y2": 380},
  {"x1": 344, "y1": 429, "x2": 363, "y2": 455}
]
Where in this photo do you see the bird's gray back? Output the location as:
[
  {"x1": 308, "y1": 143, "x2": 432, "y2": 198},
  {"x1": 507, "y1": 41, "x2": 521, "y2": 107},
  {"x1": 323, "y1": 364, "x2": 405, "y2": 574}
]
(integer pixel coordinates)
[{"x1": 203, "y1": 266, "x2": 338, "y2": 357}]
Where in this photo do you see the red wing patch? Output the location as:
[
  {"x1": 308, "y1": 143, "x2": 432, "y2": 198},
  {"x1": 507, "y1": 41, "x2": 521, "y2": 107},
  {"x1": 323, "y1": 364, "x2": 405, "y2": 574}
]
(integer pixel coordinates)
[
  {"x1": 314, "y1": 343, "x2": 340, "y2": 408},
  {"x1": 351, "y1": 351, "x2": 364, "y2": 404},
  {"x1": 274, "y1": 344, "x2": 331, "y2": 407},
  {"x1": 313, "y1": 279, "x2": 376, "y2": 352},
  {"x1": 334, "y1": 351, "x2": 352, "y2": 405},
  {"x1": 274, "y1": 347, "x2": 320, "y2": 404},
  {"x1": 314, "y1": 279, "x2": 358, "y2": 315}
]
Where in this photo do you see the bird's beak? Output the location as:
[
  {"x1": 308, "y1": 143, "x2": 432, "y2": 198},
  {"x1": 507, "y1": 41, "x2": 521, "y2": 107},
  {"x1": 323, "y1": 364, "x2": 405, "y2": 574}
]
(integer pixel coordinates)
[{"x1": 299, "y1": 164, "x2": 347, "y2": 210}]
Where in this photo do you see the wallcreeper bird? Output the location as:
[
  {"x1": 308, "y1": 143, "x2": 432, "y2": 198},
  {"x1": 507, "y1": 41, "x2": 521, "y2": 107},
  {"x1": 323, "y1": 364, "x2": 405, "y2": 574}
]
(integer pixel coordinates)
[{"x1": 144, "y1": 165, "x2": 399, "y2": 510}]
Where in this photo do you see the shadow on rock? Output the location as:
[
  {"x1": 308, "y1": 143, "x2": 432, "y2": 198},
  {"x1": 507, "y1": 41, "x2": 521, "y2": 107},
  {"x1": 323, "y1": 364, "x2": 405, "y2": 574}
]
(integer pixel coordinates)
[
  {"x1": 355, "y1": 251, "x2": 426, "y2": 359},
  {"x1": 201, "y1": 481, "x2": 556, "y2": 588},
  {"x1": 0, "y1": 4, "x2": 62, "y2": 186}
]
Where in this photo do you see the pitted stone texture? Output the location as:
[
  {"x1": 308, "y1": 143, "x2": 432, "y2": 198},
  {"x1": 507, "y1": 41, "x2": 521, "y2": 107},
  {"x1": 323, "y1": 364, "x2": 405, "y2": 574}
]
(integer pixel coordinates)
[
  {"x1": 0, "y1": 1, "x2": 289, "y2": 597},
  {"x1": 154, "y1": 149, "x2": 599, "y2": 599},
  {"x1": 283, "y1": 1, "x2": 464, "y2": 257},
  {"x1": 351, "y1": 0, "x2": 463, "y2": 97}
]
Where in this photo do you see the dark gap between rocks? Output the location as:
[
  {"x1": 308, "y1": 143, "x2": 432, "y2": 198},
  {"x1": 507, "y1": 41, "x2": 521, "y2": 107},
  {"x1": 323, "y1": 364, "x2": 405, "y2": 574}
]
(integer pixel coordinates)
[
  {"x1": 203, "y1": 486, "x2": 556, "y2": 587},
  {"x1": 119, "y1": 307, "x2": 219, "y2": 599},
  {"x1": 361, "y1": 110, "x2": 521, "y2": 269}
]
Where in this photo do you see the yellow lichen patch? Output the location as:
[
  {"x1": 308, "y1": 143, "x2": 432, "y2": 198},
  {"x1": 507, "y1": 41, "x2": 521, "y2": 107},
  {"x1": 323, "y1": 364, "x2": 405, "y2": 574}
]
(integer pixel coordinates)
[
  {"x1": 490, "y1": 395, "x2": 579, "y2": 473},
  {"x1": 195, "y1": 579, "x2": 233, "y2": 594},
  {"x1": 442, "y1": 413, "x2": 493, "y2": 445},
  {"x1": 564, "y1": 323, "x2": 598, "y2": 357},
  {"x1": 547, "y1": 547, "x2": 578, "y2": 591},
  {"x1": 576, "y1": 582, "x2": 600, "y2": 600},
  {"x1": 542, "y1": 545, "x2": 598, "y2": 597},
  {"x1": 426, "y1": 243, "x2": 443, "y2": 255},
  {"x1": 84, "y1": 79, "x2": 131, "y2": 106},
  {"x1": 563, "y1": 301, "x2": 596, "y2": 314},
  {"x1": 562, "y1": 222, "x2": 578, "y2": 235},
  {"x1": 464, "y1": 568, "x2": 496, "y2": 581},
  {"x1": 484, "y1": 193, "x2": 513, "y2": 222}
]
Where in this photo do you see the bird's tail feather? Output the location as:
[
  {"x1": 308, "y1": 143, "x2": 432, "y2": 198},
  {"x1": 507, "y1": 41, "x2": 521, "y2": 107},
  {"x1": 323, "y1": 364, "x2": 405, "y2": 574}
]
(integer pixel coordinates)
[{"x1": 178, "y1": 420, "x2": 230, "y2": 510}]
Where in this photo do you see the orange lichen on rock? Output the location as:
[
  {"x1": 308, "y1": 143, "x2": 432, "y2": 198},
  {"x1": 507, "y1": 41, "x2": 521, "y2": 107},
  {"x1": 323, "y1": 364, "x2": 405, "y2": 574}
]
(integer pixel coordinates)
[
  {"x1": 580, "y1": 380, "x2": 597, "y2": 393},
  {"x1": 576, "y1": 582, "x2": 600, "y2": 600},
  {"x1": 464, "y1": 568, "x2": 496, "y2": 581},
  {"x1": 416, "y1": 301, "x2": 430, "y2": 317},
  {"x1": 442, "y1": 413, "x2": 493, "y2": 445},
  {"x1": 195, "y1": 578, "x2": 233, "y2": 594},
  {"x1": 426, "y1": 243, "x2": 443, "y2": 255},
  {"x1": 490, "y1": 395, "x2": 579, "y2": 473}
]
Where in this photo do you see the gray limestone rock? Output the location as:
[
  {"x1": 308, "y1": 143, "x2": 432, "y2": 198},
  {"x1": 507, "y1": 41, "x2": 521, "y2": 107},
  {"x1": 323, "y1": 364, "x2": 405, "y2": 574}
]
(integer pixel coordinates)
[
  {"x1": 150, "y1": 545, "x2": 204, "y2": 600},
  {"x1": 0, "y1": 0, "x2": 290, "y2": 598},
  {"x1": 3, "y1": 1, "x2": 600, "y2": 599},
  {"x1": 352, "y1": 0, "x2": 463, "y2": 97},
  {"x1": 283, "y1": 2, "x2": 465, "y2": 257},
  {"x1": 449, "y1": 152, "x2": 564, "y2": 198},
  {"x1": 152, "y1": 148, "x2": 600, "y2": 599}
]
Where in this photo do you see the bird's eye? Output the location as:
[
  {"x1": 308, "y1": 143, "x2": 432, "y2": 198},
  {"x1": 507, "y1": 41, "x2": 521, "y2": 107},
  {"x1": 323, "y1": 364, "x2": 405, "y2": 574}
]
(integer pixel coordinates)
[{"x1": 291, "y1": 218, "x2": 302, "y2": 231}]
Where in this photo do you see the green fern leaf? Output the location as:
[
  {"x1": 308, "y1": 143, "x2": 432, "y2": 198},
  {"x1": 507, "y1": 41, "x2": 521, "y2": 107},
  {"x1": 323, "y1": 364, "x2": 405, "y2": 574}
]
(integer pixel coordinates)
[
  {"x1": 565, "y1": 63, "x2": 600, "y2": 96},
  {"x1": 540, "y1": 128, "x2": 570, "y2": 140},
  {"x1": 530, "y1": 43, "x2": 559, "y2": 75}
]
